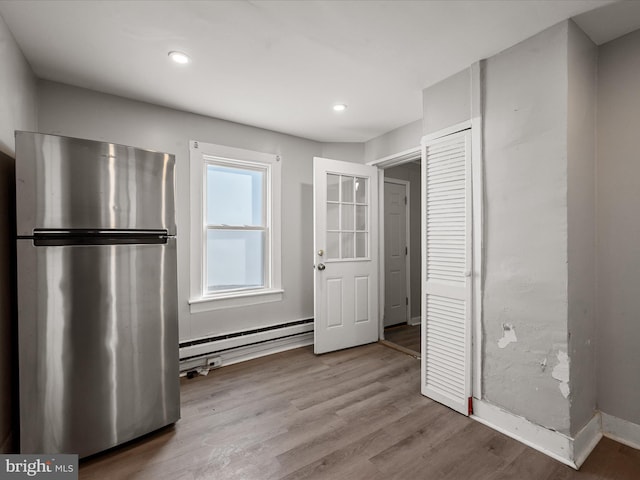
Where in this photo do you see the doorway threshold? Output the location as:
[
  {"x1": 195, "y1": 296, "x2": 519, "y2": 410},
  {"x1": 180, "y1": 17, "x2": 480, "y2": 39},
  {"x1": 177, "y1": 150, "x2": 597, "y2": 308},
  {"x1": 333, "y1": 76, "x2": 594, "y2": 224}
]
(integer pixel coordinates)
[{"x1": 379, "y1": 339, "x2": 420, "y2": 359}]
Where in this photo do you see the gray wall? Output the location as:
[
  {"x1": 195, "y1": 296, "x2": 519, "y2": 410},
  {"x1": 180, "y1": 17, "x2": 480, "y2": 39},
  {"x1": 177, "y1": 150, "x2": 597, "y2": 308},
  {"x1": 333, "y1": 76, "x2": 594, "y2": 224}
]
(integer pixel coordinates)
[
  {"x1": 0, "y1": 14, "x2": 37, "y2": 156},
  {"x1": 422, "y1": 69, "x2": 470, "y2": 136},
  {"x1": 364, "y1": 119, "x2": 422, "y2": 163},
  {"x1": 483, "y1": 21, "x2": 570, "y2": 434},
  {"x1": 596, "y1": 27, "x2": 640, "y2": 427},
  {"x1": 421, "y1": 23, "x2": 575, "y2": 433},
  {"x1": 320, "y1": 142, "x2": 364, "y2": 164},
  {"x1": 566, "y1": 21, "x2": 597, "y2": 436},
  {"x1": 383, "y1": 163, "x2": 421, "y2": 319},
  {"x1": 418, "y1": 18, "x2": 640, "y2": 437},
  {"x1": 0, "y1": 13, "x2": 37, "y2": 453},
  {"x1": 37, "y1": 80, "x2": 320, "y2": 343}
]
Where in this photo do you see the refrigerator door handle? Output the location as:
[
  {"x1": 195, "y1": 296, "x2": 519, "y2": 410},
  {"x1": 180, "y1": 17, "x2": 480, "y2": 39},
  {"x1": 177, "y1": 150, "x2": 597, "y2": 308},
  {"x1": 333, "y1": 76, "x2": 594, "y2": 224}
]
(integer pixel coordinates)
[
  {"x1": 30, "y1": 229, "x2": 170, "y2": 246},
  {"x1": 31, "y1": 228, "x2": 169, "y2": 236}
]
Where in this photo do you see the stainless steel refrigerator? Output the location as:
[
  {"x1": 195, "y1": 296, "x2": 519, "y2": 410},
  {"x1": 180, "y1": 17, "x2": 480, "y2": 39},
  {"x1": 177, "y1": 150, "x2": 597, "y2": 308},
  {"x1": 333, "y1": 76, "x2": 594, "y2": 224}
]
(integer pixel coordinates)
[{"x1": 15, "y1": 132, "x2": 180, "y2": 458}]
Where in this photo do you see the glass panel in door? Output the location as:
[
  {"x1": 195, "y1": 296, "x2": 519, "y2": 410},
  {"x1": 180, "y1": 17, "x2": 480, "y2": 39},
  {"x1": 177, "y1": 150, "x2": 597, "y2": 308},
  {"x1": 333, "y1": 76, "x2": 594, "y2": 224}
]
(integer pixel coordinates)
[{"x1": 326, "y1": 174, "x2": 369, "y2": 260}]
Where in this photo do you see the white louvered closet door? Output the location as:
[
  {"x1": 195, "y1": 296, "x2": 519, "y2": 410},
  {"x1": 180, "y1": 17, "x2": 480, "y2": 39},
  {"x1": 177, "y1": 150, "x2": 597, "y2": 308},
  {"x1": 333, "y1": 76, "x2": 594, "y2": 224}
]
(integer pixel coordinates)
[{"x1": 421, "y1": 129, "x2": 472, "y2": 416}]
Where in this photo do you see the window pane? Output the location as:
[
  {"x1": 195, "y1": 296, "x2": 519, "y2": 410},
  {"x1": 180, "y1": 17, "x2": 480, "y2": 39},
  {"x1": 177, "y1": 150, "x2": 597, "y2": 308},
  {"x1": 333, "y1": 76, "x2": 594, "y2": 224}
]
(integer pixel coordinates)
[
  {"x1": 341, "y1": 203, "x2": 354, "y2": 230},
  {"x1": 327, "y1": 203, "x2": 339, "y2": 231},
  {"x1": 327, "y1": 174, "x2": 340, "y2": 202},
  {"x1": 355, "y1": 177, "x2": 367, "y2": 204},
  {"x1": 327, "y1": 232, "x2": 340, "y2": 259},
  {"x1": 356, "y1": 232, "x2": 368, "y2": 258},
  {"x1": 341, "y1": 176, "x2": 354, "y2": 203},
  {"x1": 341, "y1": 232, "x2": 354, "y2": 259},
  {"x1": 356, "y1": 205, "x2": 367, "y2": 231},
  {"x1": 207, "y1": 164, "x2": 264, "y2": 226},
  {"x1": 207, "y1": 230, "x2": 264, "y2": 292}
]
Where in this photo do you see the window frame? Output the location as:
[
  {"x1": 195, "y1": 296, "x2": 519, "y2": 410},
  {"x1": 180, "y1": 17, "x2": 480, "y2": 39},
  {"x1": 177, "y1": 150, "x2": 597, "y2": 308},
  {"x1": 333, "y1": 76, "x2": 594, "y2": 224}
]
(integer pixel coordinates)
[{"x1": 189, "y1": 140, "x2": 282, "y2": 313}]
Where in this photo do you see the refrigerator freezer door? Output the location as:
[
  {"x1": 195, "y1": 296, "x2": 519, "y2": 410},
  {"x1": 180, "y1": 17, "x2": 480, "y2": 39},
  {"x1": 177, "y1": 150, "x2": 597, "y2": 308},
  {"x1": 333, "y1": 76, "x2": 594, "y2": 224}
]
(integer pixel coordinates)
[
  {"x1": 15, "y1": 132, "x2": 176, "y2": 236},
  {"x1": 17, "y1": 238, "x2": 180, "y2": 458}
]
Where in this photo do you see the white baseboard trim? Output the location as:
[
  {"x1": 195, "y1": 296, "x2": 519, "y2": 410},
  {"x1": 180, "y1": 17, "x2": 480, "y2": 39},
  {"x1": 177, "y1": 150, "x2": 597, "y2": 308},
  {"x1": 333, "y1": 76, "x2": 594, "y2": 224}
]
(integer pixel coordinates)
[
  {"x1": 409, "y1": 316, "x2": 421, "y2": 326},
  {"x1": 180, "y1": 332, "x2": 313, "y2": 372},
  {"x1": 472, "y1": 400, "x2": 602, "y2": 469},
  {"x1": 472, "y1": 399, "x2": 576, "y2": 468},
  {"x1": 601, "y1": 413, "x2": 640, "y2": 450},
  {"x1": 573, "y1": 412, "x2": 603, "y2": 468}
]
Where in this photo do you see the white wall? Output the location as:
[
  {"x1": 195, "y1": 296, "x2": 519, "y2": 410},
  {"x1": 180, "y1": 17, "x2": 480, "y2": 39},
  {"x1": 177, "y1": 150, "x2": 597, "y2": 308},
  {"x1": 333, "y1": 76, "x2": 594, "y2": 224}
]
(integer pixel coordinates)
[
  {"x1": 596, "y1": 27, "x2": 640, "y2": 427},
  {"x1": 37, "y1": 80, "x2": 321, "y2": 343},
  {"x1": 482, "y1": 21, "x2": 571, "y2": 434},
  {"x1": 0, "y1": 12, "x2": 37, "y2": 453},
  {"x1": 566, "y1": 20, "x2": 598, "y2": 436}
]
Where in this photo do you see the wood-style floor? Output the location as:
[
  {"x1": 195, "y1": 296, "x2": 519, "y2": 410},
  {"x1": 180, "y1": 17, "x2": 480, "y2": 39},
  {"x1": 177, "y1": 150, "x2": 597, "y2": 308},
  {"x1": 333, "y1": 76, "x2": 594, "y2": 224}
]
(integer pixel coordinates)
[
  {"x1": 80, "y1": 343, "x2": 640, "y2": 480},
  {"x1": 384, "y1": 323, "x2": 421, "y2": 353}
]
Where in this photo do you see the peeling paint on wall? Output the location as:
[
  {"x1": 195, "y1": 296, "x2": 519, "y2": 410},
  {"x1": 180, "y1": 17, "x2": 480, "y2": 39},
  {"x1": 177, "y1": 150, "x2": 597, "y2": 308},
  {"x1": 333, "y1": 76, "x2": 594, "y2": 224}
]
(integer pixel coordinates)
[
  {"x1": 552, "y1": 351, "x2": 570, "y2": 399},
  {"x1": 497, "y1": 323, "x2": 517, "y2": 348}
]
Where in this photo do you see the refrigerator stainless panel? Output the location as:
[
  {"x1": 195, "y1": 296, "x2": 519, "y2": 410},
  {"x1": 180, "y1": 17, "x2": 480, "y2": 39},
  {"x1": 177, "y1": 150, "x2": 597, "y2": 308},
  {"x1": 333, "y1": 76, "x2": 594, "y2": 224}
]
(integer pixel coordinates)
[
  {"x1": 15, "y1": 132, "x2": 176, "y2": 236},
  {"x1": 17, "y1": 238, "x2": 180, "y2": 458}
]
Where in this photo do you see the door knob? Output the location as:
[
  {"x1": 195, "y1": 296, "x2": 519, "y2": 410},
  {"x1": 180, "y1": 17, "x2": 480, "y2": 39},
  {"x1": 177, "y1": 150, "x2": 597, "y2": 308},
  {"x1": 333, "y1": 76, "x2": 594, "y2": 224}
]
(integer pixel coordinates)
[{"x1": 317, "y1": 263, "x2": 326, "y2": 271}]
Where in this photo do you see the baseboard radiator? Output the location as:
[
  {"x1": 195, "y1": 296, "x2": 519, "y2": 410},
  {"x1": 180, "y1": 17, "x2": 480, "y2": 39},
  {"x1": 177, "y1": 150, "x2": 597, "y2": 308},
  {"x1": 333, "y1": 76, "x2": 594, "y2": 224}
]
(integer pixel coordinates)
[{"x1": 179, "y1": 319, "x2": 314, "y2": 374}]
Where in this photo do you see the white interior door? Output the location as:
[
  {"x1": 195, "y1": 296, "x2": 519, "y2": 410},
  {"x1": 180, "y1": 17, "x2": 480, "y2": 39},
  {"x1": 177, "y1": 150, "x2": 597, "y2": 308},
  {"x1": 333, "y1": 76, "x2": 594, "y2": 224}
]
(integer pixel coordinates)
[
  {"x1": 313, "y1": 157, "x2": 379, "y2": 354},
  {"x1": 421, "y1": 129, "x2": 472, "y2": 415},
  {"x1": 384, "y1": 179, "x2": 408, "y2": 327}
]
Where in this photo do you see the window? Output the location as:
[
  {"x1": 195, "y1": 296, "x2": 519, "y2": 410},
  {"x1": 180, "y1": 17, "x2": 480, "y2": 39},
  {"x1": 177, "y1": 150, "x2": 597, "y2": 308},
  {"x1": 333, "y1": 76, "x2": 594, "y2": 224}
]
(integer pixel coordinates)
[
  {"x1": 189, "y1": 141, "x2": 282, "y2": 312},
  {"x1": 325, "y1": 174, "x2": 369, "y2": 259},
  {"x1": 206, "y1": 162, "x2": 266, "y2": 292}
]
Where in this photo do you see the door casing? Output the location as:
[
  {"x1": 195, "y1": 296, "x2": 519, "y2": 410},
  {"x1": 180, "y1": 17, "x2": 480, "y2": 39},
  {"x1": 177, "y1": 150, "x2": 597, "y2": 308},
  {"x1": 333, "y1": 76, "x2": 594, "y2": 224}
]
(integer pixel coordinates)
[{"x1": 368, "y1": 147, "x2": 421, "y2": 342}]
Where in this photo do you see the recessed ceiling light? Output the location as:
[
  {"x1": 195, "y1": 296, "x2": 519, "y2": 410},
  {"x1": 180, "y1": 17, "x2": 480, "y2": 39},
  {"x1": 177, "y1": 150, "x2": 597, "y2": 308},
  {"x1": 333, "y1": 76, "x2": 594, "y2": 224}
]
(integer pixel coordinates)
[
  {"x1": 333, "y1": 104, "x2": 347, "y2": 112},
  {"x1": 168, "y1": 51, "x2": 190, "y2": 64}
]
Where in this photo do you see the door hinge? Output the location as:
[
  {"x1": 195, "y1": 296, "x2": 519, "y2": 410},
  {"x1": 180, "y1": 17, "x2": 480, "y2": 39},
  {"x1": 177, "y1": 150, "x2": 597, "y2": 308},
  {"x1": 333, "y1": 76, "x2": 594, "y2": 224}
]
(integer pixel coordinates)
[
  {"x1": 406, "y1": 297, "x2": 409, "y2": 306},
  {"x1": 404, "y1": 196, "x2": 407, "y2": 205},
  {"x1": 405, "y1": 246, "x2": 408, "y2": 255}
]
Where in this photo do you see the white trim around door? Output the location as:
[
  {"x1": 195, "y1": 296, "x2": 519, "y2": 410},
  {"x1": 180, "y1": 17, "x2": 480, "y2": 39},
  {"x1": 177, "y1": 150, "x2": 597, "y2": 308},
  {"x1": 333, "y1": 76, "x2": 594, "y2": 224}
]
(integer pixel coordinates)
[
  {"x1": 369, "y1": 147, "x2": 422, "y2": 341},
  {"x1": 470, "y1": 60, "x2": 484, "y2": 400}
]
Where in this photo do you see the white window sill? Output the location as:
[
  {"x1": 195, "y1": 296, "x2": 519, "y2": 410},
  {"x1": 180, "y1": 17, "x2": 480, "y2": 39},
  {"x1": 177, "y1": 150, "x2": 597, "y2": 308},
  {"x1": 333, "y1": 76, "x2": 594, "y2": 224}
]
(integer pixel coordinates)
[{"x1": 189, "y1": 288, "x2": 284, "y2": 313}]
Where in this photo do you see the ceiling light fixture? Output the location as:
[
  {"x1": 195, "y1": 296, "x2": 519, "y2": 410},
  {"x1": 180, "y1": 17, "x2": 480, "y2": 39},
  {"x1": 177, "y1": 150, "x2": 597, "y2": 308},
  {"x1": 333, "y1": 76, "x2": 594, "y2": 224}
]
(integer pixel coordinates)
[
  {"x1": 168, "y1": 51, "x2": 190, "y2": 64},
  {"x1": 333, "y1": 104, "x2": 347, "y2": 112}
]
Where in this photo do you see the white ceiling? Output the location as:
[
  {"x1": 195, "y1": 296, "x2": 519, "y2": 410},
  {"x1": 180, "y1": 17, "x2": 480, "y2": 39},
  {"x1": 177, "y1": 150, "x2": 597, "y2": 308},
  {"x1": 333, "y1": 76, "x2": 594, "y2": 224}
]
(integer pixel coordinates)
[{"x1": 0, "y1": 0, "x2": 636, "y2": 143}]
